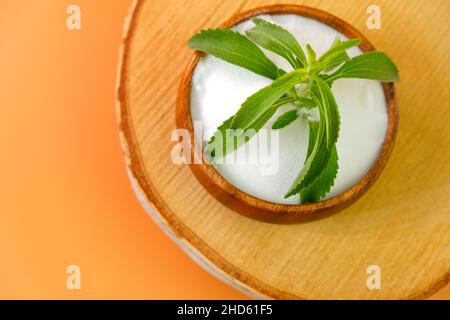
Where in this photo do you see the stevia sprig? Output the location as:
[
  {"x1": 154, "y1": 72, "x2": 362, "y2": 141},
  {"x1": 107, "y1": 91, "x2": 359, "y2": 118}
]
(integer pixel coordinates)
[{"x1": 189, "y1": 18, "x2": 399, "y2": 203}]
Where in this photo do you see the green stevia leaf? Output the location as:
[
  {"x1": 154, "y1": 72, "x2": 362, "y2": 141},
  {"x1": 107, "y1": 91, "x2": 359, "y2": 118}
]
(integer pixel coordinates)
[
  {"x1": 321, "y1": 51, "x2": 351, "y2": 71},
  {"x1": 230, "y1": 70, "x2": 306, "y2": 131},
  {"x1": 306, "y1": 44, "x2": 316, "y2": 65},
  {"x1": 311, "y1": 77, "x2": 340, "y2": 149},
  {"x1": 297, "y1": 96, "x2": 316, "y2": 109},
  {"x1": 319, "y1": 38, "x2": 360, "y2": 62},
  {"x1": 188, "y1": 28, "x2": 283, "y2": 80},
  {"x1": 284, "y1": 117, "x2": 331, "y2": 198},
  {"x1": 284, "y1": 77, "x2": 340, "y2": 198},
  {"x1": 246, "y1": 18, "x2": 307, "y2": 69},
  {"x1": 316, "y1": 38, "x2": 360, "y2": 72},
  {"x1": 326, "y1": 51, "x2": 400, "y2": 83},
  {"x1": 206, "y1": 96, "x2": 295, "y2": 159},
  {"x1": 204, "y1": 116, "x2": 233, "y2": 160},
  {"x1": 300, "y1": 124, "x2": 339, "y2": 203},
  {"x1": 272, "y1": 109, "x2": 299, "y2": 130},
  {"x1": 249, "y1": 96, "x2": 295, "y2": 129}
]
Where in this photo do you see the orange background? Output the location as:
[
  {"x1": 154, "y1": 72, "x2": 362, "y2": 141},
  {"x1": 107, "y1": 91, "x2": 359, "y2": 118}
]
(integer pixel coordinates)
[{"x1": 0, "y1": 0, "x2": 447, "y2": 299}]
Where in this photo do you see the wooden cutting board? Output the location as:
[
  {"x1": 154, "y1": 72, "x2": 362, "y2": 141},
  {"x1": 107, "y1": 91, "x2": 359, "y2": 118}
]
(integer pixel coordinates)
[{"x1": 117, "y1": 0, "x2": 450, "y2": 299}]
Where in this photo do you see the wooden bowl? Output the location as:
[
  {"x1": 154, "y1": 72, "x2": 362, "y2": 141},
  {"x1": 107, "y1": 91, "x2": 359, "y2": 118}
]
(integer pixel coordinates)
[{"x1": 176, "y1": 5, "x2": 398, "y2": 223}]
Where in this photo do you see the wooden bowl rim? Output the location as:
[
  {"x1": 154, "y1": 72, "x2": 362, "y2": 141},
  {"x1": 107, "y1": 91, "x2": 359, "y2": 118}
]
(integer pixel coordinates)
[{"x1": 176, "y1": 4, "x2": 399, "y2": 222}]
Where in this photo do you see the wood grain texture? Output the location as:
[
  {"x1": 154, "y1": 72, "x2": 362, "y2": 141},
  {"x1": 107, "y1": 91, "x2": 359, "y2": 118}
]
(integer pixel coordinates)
[
  {"x1": 117, "y1": 0, "x2": 450, "y2": 299},
  {"x1": 176, "y1": 5, "x2": 398, "y2": 223}
]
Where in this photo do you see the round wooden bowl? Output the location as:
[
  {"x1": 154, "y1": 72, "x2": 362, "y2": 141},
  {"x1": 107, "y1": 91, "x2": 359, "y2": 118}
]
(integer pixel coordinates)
[
  {"x1": 176, "y1": 5, "x2": 398, "y2": 223},
  {"x1": 118, "y1": 0, "x2": 449, "y2": 300}
]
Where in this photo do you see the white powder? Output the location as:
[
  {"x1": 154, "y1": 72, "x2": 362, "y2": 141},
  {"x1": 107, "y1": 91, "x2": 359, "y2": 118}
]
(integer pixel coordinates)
[{"x1": 190, "y1": 14, "x2": 387, "y2": 204}]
